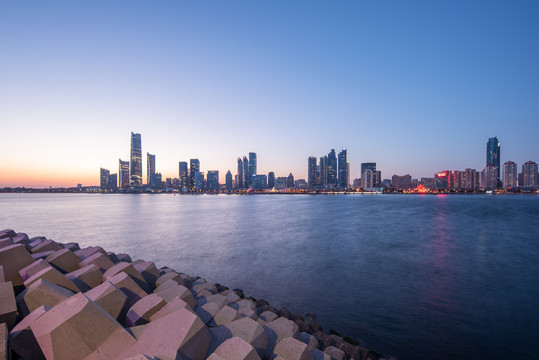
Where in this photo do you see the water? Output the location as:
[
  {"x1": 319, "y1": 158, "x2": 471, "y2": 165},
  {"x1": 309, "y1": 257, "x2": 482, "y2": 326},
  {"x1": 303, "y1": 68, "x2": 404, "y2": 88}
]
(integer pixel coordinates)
[{"x1": 1, "y1": 193, "x2": 538, "y2": 359}]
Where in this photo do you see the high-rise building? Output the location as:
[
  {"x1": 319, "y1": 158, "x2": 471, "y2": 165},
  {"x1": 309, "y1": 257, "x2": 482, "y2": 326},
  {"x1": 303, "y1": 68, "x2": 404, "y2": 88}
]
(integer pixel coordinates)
[
  {"x1": 481, "y1": 165, "x2": 499, "y2": 190},
  {"x1": 130, "y1": 132, "x2": 142, "y2": 187},
  {"x1": 268, "y1": 172, "x2": 275, "y2": 189},
  {"x1": 119, "y1": 159, "x2": 129, "y2": 189},
  {"x1": 242, "y1": 156, "x2": 249, "y2": 188},
  {"x1": 338, "y1": 148, "x2": 348, "y2": 189},
  {"x1": 503, "y1": 161, "x2": 518, "y2": 188},
  {"x1": 462, "y1": 168, "x2": 479, "y2": 191},
  {"x1": 392, "y1": 174, "x2": 412, "y2": 190},
  {"x1": 287, "y1": 173, "x2": 295, "y2": 188},
  {"x1": 249, "y1": 153, "x2": 257, "y2": 184},
  {"x1": 194, "y1": 171, "x2": 204, "y2": 191},
  {"x1": 319, "y1": 156, "x2": 327, "y2": 187},
  {"x1": 225, "y1": 171, "x2": 233, "y2": 190},
  {"x1": 486, "y1": 137, "x2": 501, "y2": 188},
  {"x1": 361, "y1": 169, "x2": 373, "y2": 189},
  {"x1": 153, "y1": 173, "x2": 162, "y2": 189},
  {"x1": 100, "y1": 168, "x2": 110, "y2": 190},
  {"x1": 179, "y1": 162, "x2": 188, "y2": 190},
  {"x1": 207, "y1": 171, "x2": 219, "y2": 192},
  {"x1": 147, "y1": 153, "x2": 155, "y2": 187},
  {"x1": 361, "y1": 163, "x2": 377, "y2": 186},
  {"x1": 189, "y1": 159, "x2": 200, "y2": 191},
  {"x1": 434, "y1": 171, "x2": 449, "y2": 190},
  {"x1": 237, "y1": 157, "x2": 243, "y2": 189},
  {"x1": 109, "y1": 173, "x2": 118, "y2": 191},
  {"x1": 308, "y1": 157, "x2": 317, "y2": 188},
  {"x1": 521, "y1": 161, "x2": 538, "y2": 187},
  {"x1": 327, "y1": 150, "x2": 337, "y2": 187}
]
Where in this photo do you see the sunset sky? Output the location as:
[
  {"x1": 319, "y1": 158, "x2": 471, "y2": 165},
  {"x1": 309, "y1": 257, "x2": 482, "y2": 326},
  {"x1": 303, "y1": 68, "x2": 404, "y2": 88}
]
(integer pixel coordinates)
[{"x1": 1, "y1": 1, "x2": 538, "y2": 187}]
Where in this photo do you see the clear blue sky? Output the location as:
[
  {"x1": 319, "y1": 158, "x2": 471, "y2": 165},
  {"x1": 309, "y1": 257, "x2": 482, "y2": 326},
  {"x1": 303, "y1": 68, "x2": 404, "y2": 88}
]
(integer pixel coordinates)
[{"x1": 1, "y1": 1, "x2": 538, "y2": 187}]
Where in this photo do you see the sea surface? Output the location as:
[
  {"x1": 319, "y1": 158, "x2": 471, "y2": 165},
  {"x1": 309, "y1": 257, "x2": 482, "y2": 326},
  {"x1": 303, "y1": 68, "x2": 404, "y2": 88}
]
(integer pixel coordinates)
[{"x1": 1, "y1": 193, "x2": 538, "y2": 359}]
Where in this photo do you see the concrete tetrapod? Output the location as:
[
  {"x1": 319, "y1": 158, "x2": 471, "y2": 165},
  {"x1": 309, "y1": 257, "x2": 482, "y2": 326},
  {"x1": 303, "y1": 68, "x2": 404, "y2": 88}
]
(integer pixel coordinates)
[
  {"x1": 0, "y1": 244, "x2": 34, "y2": 287},
  {"x1": 45, "y1": 248, "x2": 81, "y2": 273},
  {"x1": 207, "y1": 337, "x2": 261, "y2": 360},
  {"x1": 208, "y1": 316, "x2": 268, "y2": 359},
  {"x1": 9, "y1": 305, "x2": 50, "y2": 360},
  {"x1": 85, "y1": 280, "x2": 128, "y2": 321},
  {"x1": 16, "y1": 279, "x2": 74, "y2": 316},
  {"x1": 0, "y1": 281, "x2": 17, "y2": 330},
  {"x1": 273, "y1": 337, "x2": 314, "y2": 360}
]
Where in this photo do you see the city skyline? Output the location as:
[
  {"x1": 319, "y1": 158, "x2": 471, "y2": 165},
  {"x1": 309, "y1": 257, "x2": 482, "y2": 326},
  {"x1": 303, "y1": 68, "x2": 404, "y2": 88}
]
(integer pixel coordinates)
[{"x1": 2, "y1": 2, "x2": 539, "y2": 187}]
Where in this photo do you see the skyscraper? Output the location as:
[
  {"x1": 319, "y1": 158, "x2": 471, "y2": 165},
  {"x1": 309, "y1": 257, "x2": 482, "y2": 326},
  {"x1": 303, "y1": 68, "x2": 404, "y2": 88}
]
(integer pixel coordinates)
[
  {"x1": 130, "y1": 132, "x2": 142, "y2": 187},
  {"x1": 225, "y1": 170, "x2": 233, "y2": 190},
  {"x1": 100, "y1": 168, "x2": 110, "y2": 190},
  {"x1": 486, "y1": 137, "x2": 501, "y2": 188},
  {"x1": 189, "y1": 159, "x2": 200, "y2": 191},
  {"x1": 287, "y1": 173, "x2": 295, "y2": 188},
  {"x1": 237, "y1": 157, "x2": 243, "y2": 189},
  {"x1": 503, "y1": 161, "x2": 517, "y2": 188},
  {"x1": 119, "y1": 159, "x2": 129, "y2": 189},
  {"x1": 147, "y1": 153, "x2": 155, "y2": 187},
  {"x1": 109, "y1": 173, "x2": 118, "y2": 191},
  {"x1": 308, "y1": 157, "x2": 317, "y2": 188},
  {"x1": 361, "y1": 169, "x2": 373, "y2": 188},
  {"x1": 521, "y1": 161, "x2": 538, "y2": 187},
  {"x1": 338, "y1": 148, "x2": 348, "y2": 189},
  {"x1": 249, "y1": 152, "x2": 257, "y2": 184},
  {"x1": 482, "y1": 165, "x2": 498, "y2": 190},
  {"x1": 319, "y1": 156, "x2": 327, "y2": 187},
  {"x1": 268, "y1": 172, "x2": 275, "y2": 189},
  {"x1": 179, "y1": 161, "x2": 188, "y2": 190},
  {"x1": 327, "y1": 149, "x2": 337, "y2": 187},
  {"x1": 361, "y1": 163, "x2": 377, "y2": 186},
  {"x1": 242, "y1": 156, "x2": 249, "y2": 188},
  {"x1": 207, "y1": 171, "x2": 219, "y2": 192}
]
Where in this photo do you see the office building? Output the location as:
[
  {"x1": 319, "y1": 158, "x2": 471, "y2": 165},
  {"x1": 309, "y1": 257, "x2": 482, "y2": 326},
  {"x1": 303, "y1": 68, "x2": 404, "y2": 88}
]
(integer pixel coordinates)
[
  {"x1": 189, "y1": 159, "x2": 200, "y2": 191},
  {"x1": 109, "y1": 173, "x2": 118, "y2": 191},
  {"x1": 275, "y1": 177, "x2": 288, "y2": 190},
  {"x1": 207, "y1": 171, "x2": 219, "y2": 192},
  {"x1": 486, "y1": 137, "x2": 501, "y2": 188},
  {"x1": 249, "y1": 152, "x2": 257, "y2": 184},
  {"x1": 308, "y1": 157, "x2": 317, "y2": 188},
  {"x1": 521, "y1": 161, "x2": 538, "y2": 187},
  {"x1": 268, "y1": 172, "x2": 275, "y2": 189},
  {"x1": 327, "y1": 149, "x2": 337, "y2": 187},
  {"x1": 338, "y1": 148, "x2": 348, "y2": 189},
  {"x1": 287, "y1": 173, "x2": 295, "y2": 188},
  {"x1": 392, "y1": 174, "x2": 413, "y2": 190},
  {"x1": 503, "y1": 161, "x2": 518, "y2": 188},
  {"x1": 130, "y1": 132, "x2": 142, "y2": 187},
  {"x1": 153, "y1": 173, "x2": 162, "y2": 189},
  {"x1": 119, "y1": 159, "x2": 129, "y2": 189},
  {"x1": 462, "y1": 168, "x2": 479, "y2": 191},
  {"x1": 361, "y1": 169, "x2": 373, "y2": 189},
  {"x1": 242, "y1": 156, "x2": 249, "y2": 188},
  {"x1": 253, "y1": 174, "x2": 267, "y2": 190},
  {"x1": 100, "y1": 168, "x2": 110, "y2": 190},
  {"x1": 481, "y1": 165, "x2": 499, "y2": 190},
  {"x1": 179, "y1": 161, "x2": 188, "y2": 190},
  {"x1": 319, "y1": 156, "x2": 327, "y2": 186},
  {"x1": 361, "y1": 163, "x2": 377, "y2": 186},
  {"x1": 237, "y1": 158, "x2": 243, "y2": 189},
  {"x1": 194, "y1": 171, "x2": 204, "y2": 191},
  {"x1": 226, "y1": 171, "x2": 233, "y2": 190},
  {"x1": 420, "y1": 177, "x2": 435, "y2": 189},
  {"x1": 434, "y1": 171, "x2": 449, "y2": 190},
  {"x1": 295, "y1": 179, "x2": 307, "y2": 189},
  {"x1": 147, "y1": 153, "x2": 155, "y2": 187}
]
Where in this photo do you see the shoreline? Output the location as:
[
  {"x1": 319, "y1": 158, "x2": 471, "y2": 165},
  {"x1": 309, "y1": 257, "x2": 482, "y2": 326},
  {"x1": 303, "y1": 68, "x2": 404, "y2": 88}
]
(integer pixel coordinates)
[{"x1": 0, "y1": 228, "x2": 392, "y2": 360}]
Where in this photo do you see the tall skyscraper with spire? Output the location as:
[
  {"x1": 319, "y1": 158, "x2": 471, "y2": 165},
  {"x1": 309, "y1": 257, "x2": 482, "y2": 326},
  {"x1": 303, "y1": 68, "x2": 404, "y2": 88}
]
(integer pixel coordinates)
[
  {"x1": 486, "y1": 137, "x2": 501, "y2": 188},
  {"x1": 130, "y1": 132, "x2": 142, "y2": 187}
]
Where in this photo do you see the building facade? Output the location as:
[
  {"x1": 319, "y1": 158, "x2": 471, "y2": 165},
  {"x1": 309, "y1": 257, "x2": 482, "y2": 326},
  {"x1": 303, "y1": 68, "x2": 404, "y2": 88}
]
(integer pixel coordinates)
[
  {"x1": 130, "y1": 132, "x2": 142, "y2": 187},
  {"x1": 207, "y1": 171, "x2": 219, "y2": 192},
  {"x1": 249, "y1": 152, "x2": 257, "y2": 184},
  {"x1": 338, "y1": 148, "x2": 348, "y2": 189},
  {"x1": 268, "y1": 172, "x2": 275, "y2": 189},
  {"x1": 147, "y1": 153, "x2": 155, "y2": 188},
  {"x1": 521, "y1": 161, "x2": 538, "y2": 187},
  {"x1": 308, "y1": 157, "x2": 317, "y2": 188},
  {"x1": 100, "y1": 168, "x2": 110, "y2": 190},
  {"x1": 119, "y1": 159, "x2": 129, "y2": 189},
  {"x1": 189, "y1": 159, "x2": 200, "y2": 191},
  {"x1": 242, "y1": 156, "x2": 249, "y2": 188},
  {"x1": 502, "y1": 161, "x2": 518, "y2": 188},
  {"x1": 179, "y1": 161, "x2": 188, "y2": 191},
  {"x1": 236, "y1": 157, "x2": 243, "y2": 189},
  {"x1": 225, "y1": 170, "x2": 233, "y2": 190},
  {"x1": 486, "y1": 137, "x2": 501, "y2": 188}
]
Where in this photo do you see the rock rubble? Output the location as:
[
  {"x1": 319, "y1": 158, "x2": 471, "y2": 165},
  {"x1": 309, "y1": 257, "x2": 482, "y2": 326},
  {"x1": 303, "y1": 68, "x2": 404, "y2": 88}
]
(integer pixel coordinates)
[{"x1": 0, "y1": 228, "x2": 391, "y2": 360}]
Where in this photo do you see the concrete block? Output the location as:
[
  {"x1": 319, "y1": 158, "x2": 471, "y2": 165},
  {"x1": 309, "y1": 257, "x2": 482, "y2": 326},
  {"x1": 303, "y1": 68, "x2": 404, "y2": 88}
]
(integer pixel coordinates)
[
  {"x1": 300, "y1": 332, "x2": 319, "y2": 350},
  {"x1": 179, "y1": 273, "x2": 194, "y2": 288},
  {"x1": 209, "y1": 305, "x2": 239, "y2": 327},
  {"x1": 274, "y1": 337, "x2": 314, "y2": 360},
  {"x1": 0, "y1": 244, "x2": 34, "y2": 286},
  {"x1": 107, "y1": 252, "x2": 120, "y2": 263},
  {"x1": 239, "y1": 307, "x2": 258, "y2": 320},
  {"x1": 0, "y1": 266, "x2": 4, "y2": 283},
  {"x1": 155, "y1": 283, "x2": 196, "y2": 308},
  {"x1": 209, "y1": 317, "x2": 268, "y2": 359},
  {"x1": 74, "y1": 245, "x2": 107, "y2": 260},
  {"x1": 310, "y1": 349, "x2": 332, "y2": 360},
  {"x1": 264, "y1": 317, "x2": 301, "y2": 355},
  {"x1": 9, "y1": 305, "x2": 50, "y2": 360},
  {"x1": 28, "y1": 238, "x2": 45, "y2": 249},
  {"x1": 85, "y1": 280, "x2": 128, "y2": 321},
  {"x1": 233, "y1": 298, "x2": 257, "y2": 311},
  {"x1": 0, "y1": 229, "x2": 16, "y2": 239},
  {"x1": 31, "y1": 250, "x2": 56, "y2": 261},
  {"x1": 149, "y1": 297, "x2": 191, "y2": 321},
  {"x1": 23, "y1": 266, "x2": 80, "y2": 293},
  {"x1": 155, "y1": 271, "x2": 183, "y2": 288},
  {"x1": 16, "y1": 279, "x2": 74, "y2": 316},
  {"x1": 324, "y1": 346, "x2": 346, "y2": 360},
  {"x1": 192, "y1": 281, "x2": 217, "y2": 295},
  {"x1": 126, "y1": 294, "x2": 166, "y2": 327},
  {"x1": 45, "y1": 248, "x2": 81, "y2": 273},
  {"x1": 195, "y1": 301, "x2": 222, "y2": 324},
  {"x1": 259, "y1": 310, "x2": 279, "y2": 323},
  {"x1": 61, "y1": 242, "x2": 80, "y2": 252},
  {"x1": 0, "y1": 323, "x2": 6, "y2": 360},
  {"x1": 30, "y1": 293, "x2": 137, "y2": 359},
  {"x1": 0, "y1": 282, "x2": 17, "y2": 330},
  {"x1": 338, "y1": 343, "x2": 369, "y2": 360},
  {"x1": 118, "y1": 308, "x2": 210, "y2": 360},
  {"x1": 0, "y1": 238, "x2": 13, "y2": 249},
  {"x1": 117, "y1": 253, "x2": 132, "y2": 263},
  {"x1": 210, "y1": 337, "x2": 261, "y2": 360},
  {"x1": 78, "y1": 252, "x2": 115, "y2": 272},
  {"x1": 121, "y1": 355, "x2": 157, "y2": 360},
  {"x1": 66, "y1": 264, "x2": 103, "y2": 291},
  {"x1": 134, "y1": 261, "x2": 160, "y2": 289},
  {"x1": 12, "y1": 233, "x2": 31, "y2": 247},
  {"x1": 31, "y1": 239, "x2": 63, "y2": 254},
  {"x1": 154, "y1": 279, "x2": 179, "y2": 293},
  {"x1": 198, "y1": 293, "x2": 227, "y2": 308},
  {"x1": 104, "y1": 262, "x2": 148, "y2": 291},
  {"x1": 19, "y1": 259, "x2": 52, "y2": 282}
]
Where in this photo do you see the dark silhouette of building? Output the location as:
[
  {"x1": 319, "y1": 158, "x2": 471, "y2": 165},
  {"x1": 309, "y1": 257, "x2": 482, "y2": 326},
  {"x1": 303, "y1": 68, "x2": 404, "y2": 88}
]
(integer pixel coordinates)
[{"x1": 130, "y1": 132, "x2": 142, "y2": 187}]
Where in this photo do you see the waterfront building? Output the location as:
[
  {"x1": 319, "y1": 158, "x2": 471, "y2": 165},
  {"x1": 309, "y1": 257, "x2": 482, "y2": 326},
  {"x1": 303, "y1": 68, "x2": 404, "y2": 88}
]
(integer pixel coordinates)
[
  {"x1": 294, "y1": 179, "x2": 307, "y2": 189},
  {"x1": 147, "y1": 153, "x2": 155, "y2": 188},
  {"x1": 100, "y1": 168, "x2": 110, "y2": 190},
  {"x1": 194, "y1": 171, "x2": 204, "y2": 191},
  {"x1": 381, "y1": 179, "x2": 392, "y2": 188},
  {"x1": 361, "y1": 169, "x2": 373, "y2": 189},
  {"x1": 353, "y1": 178, "x2": 361, "y2": 189},
  {"x1": 287, "y1": 173, "x2": 295, "y2": 188},
  {"x1": 152, "y1": 173, "x2": 162, "y2": 189},
  {"x1": 327, "y1": 149, "x2": 337, "y2": 187},
  {"x1": 207, "y1": 171, "x2": 219, "y2": 192},
  {"x1": 361, "y1": 163, "x2": 377, "y2": 186},
  {"x1": 253, "y1": 174, "x2": 267, "y2": 190},
  {"x1": 130, "y1": 132, "x2": 142, "y2": 187},
  {"x1": 179, "y1": 162, "x2": 188, "y2": 191},
  {"x1": 420, "y1": 177, "x2": 435, "y2": 189},
  {"x1": 503, "y1": 161, "x2": 518, "y2": 188},
  {"x1": 109, "y1": 174, "x2": 118, "y2": 191},
  {"x1": 119, "y1": 159, "x2": 129, "y2": 189},
  {"x1": 189, "y1": 159, "x2": 200, "y2": 191},
  {"x1": 319, "y1": 156, "x2": 327, "y2": 187},
  {"x1": 308, "y1": 157, "x2": 317, "y2": 188},
  {"x1": 242, "y1": 156, "x2": 249, "y2": 188},
  {"x1": 434, "y1": 171, "x2": 449, "y2": 190},
  {"x1": 481, "y1": 165, "x2": 499, "y2": 190},
  {"x1": 268, "y1": 172, "x2": 275, "y2": 189},
  {"x1": 225, "y1": 171, "x2": 233, "y2": 190},
  {"x1": 486, "y1": 137, "x2": 501, "y2": 188},
  {"x1": 249, "y1": 152, "x2": 257, "y2": 185},
  {"x1": 275, "y1": 177, "x2": 288, "y2": 190},
  {"x1": 521, "y1": 161, "x2": 538, "y2": 187},
  {"x1": 237, "y1": 158, "x2": 243, "y2": 189},
  {"x1": 392, "y1": 174, "x2": 412, "y2": 190},
  {"x1": 338, "y1": 148, "x2": 349, "y2": 189},
  {"x1": 462, "y1": 168, "x2": 479, "y2": 191}
]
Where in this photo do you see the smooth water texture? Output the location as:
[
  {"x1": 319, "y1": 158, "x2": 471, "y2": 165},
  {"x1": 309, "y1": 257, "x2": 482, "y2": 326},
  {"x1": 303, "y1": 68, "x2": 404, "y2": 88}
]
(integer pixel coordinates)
[{"x1": 1, "y1": 194, "x2": 538, "y2": 359}]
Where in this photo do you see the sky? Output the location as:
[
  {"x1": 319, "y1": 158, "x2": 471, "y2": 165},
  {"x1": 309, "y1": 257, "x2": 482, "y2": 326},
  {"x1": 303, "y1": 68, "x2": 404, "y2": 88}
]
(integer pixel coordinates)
[{"x1": 1, "y1": 1, "x2": 538, "y2": 187}]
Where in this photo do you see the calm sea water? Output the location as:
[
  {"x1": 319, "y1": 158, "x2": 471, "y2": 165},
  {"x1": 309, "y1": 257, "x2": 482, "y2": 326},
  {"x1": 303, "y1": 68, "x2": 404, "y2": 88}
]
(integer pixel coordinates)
[{"x1": 1, "y1": 193, "x2": 538, "y2": 359}]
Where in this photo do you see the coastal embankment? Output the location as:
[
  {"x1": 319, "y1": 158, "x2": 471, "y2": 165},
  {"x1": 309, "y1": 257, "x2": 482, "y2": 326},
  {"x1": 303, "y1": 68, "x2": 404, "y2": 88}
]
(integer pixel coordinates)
[{"x1": 0, "y1": 228, "x2": 391, "y2": 360}]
